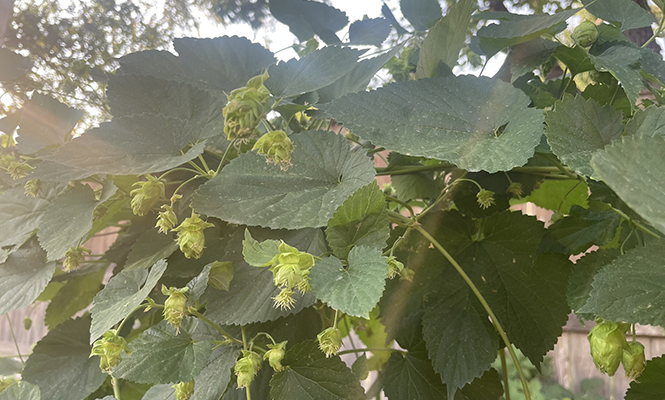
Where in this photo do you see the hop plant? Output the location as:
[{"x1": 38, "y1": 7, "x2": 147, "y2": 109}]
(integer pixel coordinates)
[
  {"x1": 623, "y1": 341, "x2": 646, "y2": 379},
  {"x1": 234, "y1": 350, "x2": 262, "y2": 388},
  {"x1": 90, "y1": 329, "x2": 131, "y2": 373},
  {"x1": 317, "y1": 327, "x2": 342, "y2": 358},
  {"x1": 156, "y1": 204, "x2": 178, "y2": 234},
  {"x1": 399, "y1": 267, "x2": 416, "y2": 282},
  {"x1": 173, "y1": 211, "x2": 214, "y2": 259},
  {"x1": 264, "y1": 341, "x2": 288, "y2": 371},
  {"x1": 223, "y1": 71, "x2": 271, "y2": 141},
  {"x1": 63, "y1": 246, "x2": 91, "y2": 272},
  {"x1": 573, "y1": 20, "x2": 599, "y2": 47},
  {"x1": 476, "y1": 188, "x2": 496, "y2": 209},
  {"x1": 386, "y1": 256, "x2": 404, "y2": 279},
  {"x1": 130, "y1": 175, "x2": 165, "y2": 216},
  {"x1": 162, "y1": 285, "x2": 189, "y2": 332},
  {"x1": 268, "y1": 242, "x2": 316, "y2": 309},
  {"x1": 172, "y1": 380, "x2": 195, "y2": 400},
  {"x1": 6, "y1": 160, "x2": 34, "y2": 180},
  {"x1": 0, "y1": 154, "x2": 16, "y2": 169},
  {"x1": 252, "y1": 130, "x2": 295, "y2": 169},
  {"x1": 588, "y1": 320, "x2": 629, "y2": 376},
  {"x1": 24, "y1": 179, "x2": 42, "y2": 197},
  {"x1": 506, "y1": 182, "x2": 523, "y2": 197}
]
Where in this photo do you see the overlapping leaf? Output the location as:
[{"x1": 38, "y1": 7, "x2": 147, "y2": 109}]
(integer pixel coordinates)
[
  {"x1": 322, "y1": 75, "x2": 544, "y2": 173},
  {"x1": 582, "y1": 0, "x2": 655, "y2": 30},
  {"x1": 22, "y1": 317, "x2": 107, "y2": 400},
  {"x1": 588, "y1": 45, "x2": 643, "y2": 110},
  {"x1": 124, "y1": 229, "x2": 178, "y2": 271},
  {"x1": 400, "y1": 0, "x2": 442, "y2": 31},
  {"x1": 348, "y1": 18, "x2": 391, "y2": 46},
  {"x1": 545, "y1": 94, "x2": 623, "y2": 176},
  {"x1": 192, "y1": 130, "x2": 375, "y2": 229},
  {"x1": 44, "y1": 269, "x2": 105, "y2": 329},
  {"x1": 0, "y1": 381, "x2": 40, "y2": 400},
  {"x1": 625, "y1": 356, "x2": 665, "y2": 400},
  {"x1": 269, "y1": 0, "x2": 348, "y2": 44},
  {"x1": 16, "y1": 94, "x2": 83, "y2": 154},
  {"x1": 567, "y1": 249, "x2": 619, "y2": 319},
  {"x1": 191, "y1": 346, "x2": 241, "y2": 400},
  {"x1": 0, "y1": 48, "x2": 33, "y2": 81},
  {"x1": 548, "y1": 206, "x2": 622, "y2": 254}
]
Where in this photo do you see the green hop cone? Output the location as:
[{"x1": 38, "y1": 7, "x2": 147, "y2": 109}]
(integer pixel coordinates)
[
  {"x1": 317, "y1": 327, "x2": 342, "y2": 358},
  {"x1": 162, "y1": 285, "x2": 189, "y2": 332},
  {"x1": 173, "y1": 211, "x2": 214, "y2": 259},
  {"x1": 264, "y1": 341, "x2": 288, "y2": 371},
  {"x1": 6, "y1": 160, "x2": 34, "y2": 180},
  {"x1": 573, "y1": 20, "x2": 599, "y2": 47},
  {"x1": 223, "y1": 71, "x2": 271, "y2": 141},
  {"x1": 273, "y1": 287, "x2": 297, "y2": 310},
  {"x1": 130, "y1": 174, "x2": 165, "y2": 216},
  {"x1": 24, "y1": 179, "x2": 42, "y2": 197},
  {"x1": 172, "y1": 380, "x2": 195, "y2": 400},
  {"x1": 269, "y1": 242, "x2": 316, "y2": 309},
  {"x1": 90, "y1": 329, "x2": 131, "y2": 373},
  {"x1": 156, "y1": 204, "x2": 178, "y2": 234},
  {"x1": 476, "y1": 188, "x2": 496, "y2": 210},
  {"x1": 0, "y1": 154, "x2": 16, "y2": 169},
  {"x1": 623, "y1": 341, "x2": 646, "y2": 379},
  {"x1": 234, "y1": 350, "x2": 262, "y2": 389},
  {"x1": 386, "y1": 256, "x2": 404, "y2": 279},
  {"x1": 63, "y1": 246, "x2": 91, "y2": 272},
  {"x1": 588, "y1": 320, "x2": 629, "y2": 376},
  {"x1": 252, "y1": 130, "x2": 295, "y2": 169},
  {"x1": 506, "y1": 182, "x2": 524, "y2": 197}
]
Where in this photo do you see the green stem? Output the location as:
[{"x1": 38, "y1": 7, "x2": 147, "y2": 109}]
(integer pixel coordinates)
[
  {"x1": 500, "y1": 349, "x2": 511, "y2": 400},
  {"x1": 412, "y1": 224, "x2": 532, "y2": 400},
  {"x1": 557, "y1": 180, "x2": 583, "y2": 213},
  {"x1": 332, "y1": 309, "x2": 340, "y2": 329},
  {"x1": 241, "y1": 326, "x2": 252, "y2": 400},
  {"x1": 116, "y1": 304, "x2": 150, "y2": 334},
  {"x1": 187, "y1": 160, "x2": 208, "y2": 176},
  {"x1": 611, "y1": 207, "x2": 662, "y2": 239},
  {"x1": 5, "y1": 315, "x2": 24, "y2": 365},
  {"x1": 643, "y1": 14, "x2": 665, "y2": 48},
  {"x1": 198, "y1": 155, "x2": 211, "y2": 173},
  {"x1": 375, "y1": 163, "x2": 453, "y2": 176},
  {"x1": 337, "y1": 347, "x2": 407, "y2": 356},
  {"x1": 215, "y1": 140, "x2": 237, "y2": 175},
  {"x1": 416, "y1": 172, "x2": 468, "y2": 222},
  {"x1": 189, "y1": 310, "x2": 243, "y2": 346},
  {"x1": 172, "y1": 175, "x2": 204, "y2": 198},
  {"x1": 112, "y1": 377, "x2": 122, "y2": 400},
  {"x1": 384, "y1": 195, "x2": 415, "y2": 219}
]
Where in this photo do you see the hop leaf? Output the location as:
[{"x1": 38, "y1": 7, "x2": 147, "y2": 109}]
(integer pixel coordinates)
[
  {"x1": 317, "y1": 327, "x2": 342, "y2": 358},
  {"x1": 234, "y1": 350, "x2": 262, "y2": 388},
  {"x1": 572, "y1": 20, "x2": 599, "y2": 47},
  {"x1": 90, "y1": 329, "x2": 131, "y2": 373},
  {"x1": 63, "y1": 246, "x2": 91, "y2": 272},
  {"x1": 223, "y1": 71, "x2": 271, "y2": 141},
  {"x1": 173, "y1": 380, "x2": 195, "y2": 400},
  {"x1": 623, "y1": 341, "x2": 646, "y2": 380},
  {"x1": 130, "y1": 175, "x2": 165, "y2": 216},
  {"x1": 252, "y1": 130, "x2": 295, "y2": 169},
  {"x1": 172, "y1": 211, "x2": 214, "y2": 259},
  {"x1": 476, "y1": 188, "x2": 496, "y2": 209},
  {"x1": 264, "y1": 341, "x2": 288, "y2": 371},
  {"x1": 588, "y1": 320, "x2": 629, "y2": 376},
  {"x1": 162, "y1": 285, "x2": 189, "y2": 332}
]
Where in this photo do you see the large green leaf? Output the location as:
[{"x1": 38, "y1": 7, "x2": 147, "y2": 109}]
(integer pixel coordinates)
[
  {"x1": 624, "y1": 106, "x2": 665, "y2": 138},
  {"x1": 192, "y1": 130, "x2": 375, "y2": 229},
  {"x1": 205, "y1": 229, "x2": 320, "y2": 326},
  {"x1": 545, "y1": 94, "x2": 623, "y2": 176},
  {"x1": 114, "y1": 319, "x2": 213, "y2": 384},
  {"x1": 400, "y1": 0, "x2": 442, "y2": 31},
  {"x1": 33, "y1": 114, "x2": 206, "y2": 182},
  {"x1": 588, "y1": 45, "x2": 643, "y2": 110},
  {"x1": 567, "y1": 249, "x2": 619, "y2": 319},
  {"x1": 117, "y1": 36, "x2": 275, "y2": 93},
  {"x1": 515, "y1": 179, "x2": 588, "y2": 214},
  {"x1": 579, "y1": 240, "x2": 665, "y2": 325},
  {"x1": 325, "y1": 183, "x2": 389, "y2": 259},
  {"x1": 322, "y1": 76, "x2": 544, "y2": 173},
  {"x1": 124, "y1": 229, "x2": 178, "y2": 271},
  {"x1": 191, "y1": 346, "x2": 241, "y2": 400},
  {"x1": 269, "y1": 341, "x2": 365, "y2": 400},
  {"x1": 0, "y1": 358, "x2": 23, "y2": 376},
  {"x1": 625, "y1": 356, "x2": 665, "y2": 400},
  {"x1": 548, "y1": 206, "x2": 622, "y2": 254},
  {"x1": 0, "y1": 48, "x2": 33, "y2": 81},
  {"x1": 266, "y1": 47, "x2": 362, "y2": 98},
  {"x1": 22, "y1": 317, "x2": 107, "y2": 400},
  {"x1": 0, "y1": 382, "x2": 40, "y2": 400},
  {"x1": 0, "y1": 238, "x2": 56, "y2": 315},
  {"x1": 90, "y1": 260, "x2": 167, "y2": 343},
  {"x1": 16, "y1": 94, "x2": 83, "y2": 154},
  {"x1": 141, "y1": 385, "x2": 176, "y2": 400},
  {"x1": 506, "y1": 39, "x2": 559, "y2": 83},
  {"x1": 38, "y1": 183, "x2": 116, "y2": 260},
  {"x1": 591, "y1": 135, "x2": 665, "y2": 234},
  {"x1": 0, "y1": 184, "x2": 66, "y2": 251},
  {"x1": 310, "y1": 246, "x2": 387, "y2": 318},
  {"x1": 106, "y1": 74, "x2": 225, "y2": 141},
  {"x1": 269, "y1": 0, "x2": 348, "y2": 44},
  {"x1": 415, "y1": 0, "x2": 476, "y2": 79},
  {"x1": 348, "y1": 18, "x2": 392, "y2": 46},
  {"x1": 582, "y1": 0, "x2": 655, "y2": 30},
  {"x1": 44, "y1": 269, "x2": 104, "y2": 329}
]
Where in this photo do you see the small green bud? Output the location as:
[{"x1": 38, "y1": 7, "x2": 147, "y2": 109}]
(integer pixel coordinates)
[
  {"x1": 317, "y1": 327, "x2": 342, "y2": 358},
  {"x1": 156, "y1": 204, "x2": 178, "y2": 234},
  {"x1": 623, "y1": 341, "x2": 646, "y2": 380},
  {"x1": 162, "y1": 285, "x2": 189, "y2": 332},
  {"x1": 476, "y1": 188, "x2": 496, "y2": 209},
  {"x1": 273, "y1": 287, "x2": 297, "y2": 310},
  {"x1": 399, "y1": 267, "x2": 416, "y2": 282},
  {"x1": 6, "y1": 160, "x2": 34, "y2": 180},
  {"x1": 234, "y1": 350, "x2": 262, "y2": 389},
  {"x1": 264, "y1": 341, "x2": 288, "y2": 371},
  {"x1": 386, "y1": 256, "x2": 404, "y2": 279},
  {"x1": 63, "y1": 246, "x2": 91, "y2": 272},
  {"x1": 24, "y1": 179, "x2": 42, "y2": 197},
  {"x1": 506, "y1": 182, "x2": 523, "y2": 197},
  {"x1": 130, "y1": 175, "x2": 165, "y2": 216},
  {"x1": 172, "y1": 380, "x2": 195, "y2": 400},
  {"x1": 252, "y1": 130, "x2": 295, "y2": 169},
  {"x1": 588, "y1": 320, "x2": 629, "y2": 376},
  {"x1": 573, "y1": 20, "x2": 599, "y2": 47},
  {"x1": 90, "y1": 329, "x2": 131, "y2": 373},
  {"x1": 173, "y1": 211, "x2": 214, "y2": 259},
  {"x1": 223, "y1": 72, "x2": 271, "y2": 141}
]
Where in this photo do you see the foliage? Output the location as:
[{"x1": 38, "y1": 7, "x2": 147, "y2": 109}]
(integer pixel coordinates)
[{"x1": 1, "y1": 0, "x2": 665, "y2": 399}]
